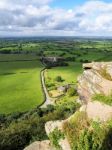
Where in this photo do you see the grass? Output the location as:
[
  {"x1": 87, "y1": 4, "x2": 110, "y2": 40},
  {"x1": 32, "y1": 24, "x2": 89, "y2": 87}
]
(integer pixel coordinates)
[
  {"x1": 49, "y1": 128, "x2": 65, "y2": 149},
  {"x1": 0, "y1": 60, "x2": 44, "y2": 114},
  {"x1": 45, "y1": 62, "x2": 82, "y2": 90},
  {"x1": 63, "y1": 111, "x2": 112, "y2": 150},
  {"x1": 0, "y1": 54, "x2": 38, "y2": 61},
  {"x1": 93, "y1": 94, "x2": 112, "y2": 106},
  {"x1": 0, "y1": 40, "x2": 112, "y2": 114},
  {"x1": 98, "y1": 68, "x2": 112, "y2": 81},
  {"x1": 49, "y1": 90, "x2": 63, "y2": 98}
]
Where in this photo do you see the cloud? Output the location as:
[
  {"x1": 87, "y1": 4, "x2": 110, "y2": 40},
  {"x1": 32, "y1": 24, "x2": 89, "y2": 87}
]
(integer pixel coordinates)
[{"x1": 0, "y1": 0, "x2": 112, "y2": 36}]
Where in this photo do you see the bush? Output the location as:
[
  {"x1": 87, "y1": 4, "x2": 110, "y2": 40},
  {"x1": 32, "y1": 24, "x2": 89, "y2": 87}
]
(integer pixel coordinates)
[
  {"x1": 65, "y1": 57, "x2": 76, "y2": 62},
  {"x1": 46, "y1": 83, "x2": 55, "y2": 88},
  {"x1": 55, "y1": 76, "x2": 63, "y2": 82},
  {"x1": 63, "y1": 112, "x2": 112, "y2": 150},
  {"x1": 67, "y1": 87, "x2": 77, "y2": 97},
  {"x1": 63, "y1": 112, "x2": 89, "y2": 150},
  {"x1": 0, "y1": 100, "x2": 79, "y2": 150},
  {"x1": 80, "y1": 59, "x2": 90, "y2": 63},
  {"x1": 0, "y1": 114, "x2": 6, "y2": 123},
  {"x1": 49, "y1": 128, "x2": 65, "y2": 149}
]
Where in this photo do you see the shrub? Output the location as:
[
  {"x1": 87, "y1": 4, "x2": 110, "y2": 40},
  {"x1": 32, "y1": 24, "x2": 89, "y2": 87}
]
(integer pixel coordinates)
[
  {"x1": 49, "y1": 128, "x2": 65, "y2": 149},
  {"x1": 0, "y1": 99, "x2": 79, "y2": 150},
  {"x1": 80, "y1": 59, "x2": 90, "y2": 63},
  {"x1": 0, "y1": 114, "x2": 6, "y2": 124},
  {"x1": 55, "y1": 76, "x2": 63, "y2": 82},
  {"x1": 65, "y1": 57, "x2": 76, "y2": 62},
  {"x1": 63, "y1": 112, "x2": 89, "y2": 150},
  {"x1": 63, "y1": 112, "x2": 112, "y2": 150},
  {"x1": 67, "y1": 88, "x2": 77, "y2": 97},
  {"x1": 46, "y1": 83, "x2": 55, "y2": 88}
]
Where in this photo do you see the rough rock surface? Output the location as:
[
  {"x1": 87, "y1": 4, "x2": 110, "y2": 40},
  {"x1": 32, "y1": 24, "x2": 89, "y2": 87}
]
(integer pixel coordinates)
[
  {"x1": 79, "y1": 62, "x2": 112, "y2": 122},
  {"x1": 45, "y1": 121, "x2": 71, "y2": 150},
  {"x1": 45, "y1": 121, "x2": 63, "y2": 135},
  {"x1": 24, "y1": 140, "x2": 53, "y2": 150},
  {"x1": 24, "y1": 62, "x2": 112, "y2": 150},
  {"x1": 78, "y1": 62, "x2": 112, "y2": 103},
  {"x1": 80, "y1": 101, "x2": 112, "y2": 122}
]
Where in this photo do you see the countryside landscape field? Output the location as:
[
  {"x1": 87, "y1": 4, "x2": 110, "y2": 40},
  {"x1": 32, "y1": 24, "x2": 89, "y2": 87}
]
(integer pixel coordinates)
[
  {"x1": 1, "y1": 0, "x2": 112, "y2": 149},
  {"x1": 0, "y1": 59, "x2": 44, "y2": 114},
  {"x1": 0, "y1": 38, "x2": 112, "y2": 114},
  {"x1": 0, "y1": 37, "x2": 112, "y2": 150}
]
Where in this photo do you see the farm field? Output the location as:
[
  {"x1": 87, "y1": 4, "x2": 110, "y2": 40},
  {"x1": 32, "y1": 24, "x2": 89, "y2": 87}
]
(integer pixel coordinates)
[
  {"x1": 0, "y1": 54, "x2": 38, "y2": 61},
  {"x1": 45, "y1": 62, "x2": 82, "y2": 91},
  {"x1": 0, "y1": 38, "x2": 112, "y2": 150},
  {"x1": 0, "y1": 38, "x2": 112, "y2": 114},
  {"x1": 0, "y1": 59, "x2": 44, "y2": 114}
]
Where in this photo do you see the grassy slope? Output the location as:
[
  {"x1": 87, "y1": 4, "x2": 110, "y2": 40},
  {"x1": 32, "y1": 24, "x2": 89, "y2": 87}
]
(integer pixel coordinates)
[{"x1": 0, "y1": 60, "x2": 44, "y2": 114}]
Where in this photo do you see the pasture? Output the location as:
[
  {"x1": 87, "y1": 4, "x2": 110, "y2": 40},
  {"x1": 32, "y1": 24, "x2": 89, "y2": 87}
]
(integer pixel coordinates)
[
  {"x1": 0, "y1": 39, "x2": 112, "y2": 114},
  {"x1": 45, "y1": 62, "x2": 82, "y2": 91},
  {"x1": 0, "y1": 59, "x2": 44, "y2": 114}
]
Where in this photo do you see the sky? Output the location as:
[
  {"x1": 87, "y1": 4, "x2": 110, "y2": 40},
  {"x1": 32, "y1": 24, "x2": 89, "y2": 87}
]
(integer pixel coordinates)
[{"x1": 0, "y1": 0, "x2": 112, "y2": 37}]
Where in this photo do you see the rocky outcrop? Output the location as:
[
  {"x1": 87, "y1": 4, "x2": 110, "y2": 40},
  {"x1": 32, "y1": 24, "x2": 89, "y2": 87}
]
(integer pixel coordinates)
[
  {"x1": 24, "y1": 121, "x2": 71, "y2": 150},
  {"x1": 80, "y1": 101, "x2": 112, "y2": 122},
  {"x1": 78, "y1": 62, "x2": 112, "y2": 122},
  {"x1": 78, "y1": 62, "x2": 112, "y2": 103},
  {"x1": 25, "y1": 62, "x2": 112, "y2": 150},
  {"x1": 45, "y1": 121, "x2": 63, "y2": 135},
  {"x1": 45, "y1": 121, "x2": 71, "y2": 150},
  {"x1": 24, "y1": 140, "x2": 52, "y2": 150}
]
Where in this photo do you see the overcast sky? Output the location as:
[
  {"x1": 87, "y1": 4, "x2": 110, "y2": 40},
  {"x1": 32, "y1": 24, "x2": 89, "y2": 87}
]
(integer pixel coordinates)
[{"x1": 0, "y1": 0, "x2": 112, "y2": 37}]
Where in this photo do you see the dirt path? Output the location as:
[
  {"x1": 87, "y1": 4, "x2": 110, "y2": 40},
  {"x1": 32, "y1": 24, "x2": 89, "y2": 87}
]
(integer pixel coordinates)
[{"x1": 40, "y1": 69, "x2": 54, "y2": 108}]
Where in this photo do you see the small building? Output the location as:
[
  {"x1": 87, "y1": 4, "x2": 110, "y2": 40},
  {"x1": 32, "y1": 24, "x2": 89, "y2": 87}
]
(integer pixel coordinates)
[
  {"x1": 57, "y1": 86, "x2": 66, "y2": 93},
  {"x1": 42, "y1": 57, "x2": 64, "y2": 63},
  {"x1": 57, "y1": 84, "x2": 71, "y2": 93}
]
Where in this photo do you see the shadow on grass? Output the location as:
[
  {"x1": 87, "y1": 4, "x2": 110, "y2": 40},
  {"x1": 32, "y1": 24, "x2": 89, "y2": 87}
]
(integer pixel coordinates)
[
  {"x1": 0, "y1": 73, "x2": 16, "y2": 76},
  {"x1": 100, "y1": 128, "x2": 112, "y2": 150},
  {"x1": 0, "y1": 72, "x2": 29, "y2": 76}
]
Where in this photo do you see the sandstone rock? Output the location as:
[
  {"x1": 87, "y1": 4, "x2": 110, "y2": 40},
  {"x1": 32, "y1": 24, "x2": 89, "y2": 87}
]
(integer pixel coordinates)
[
  {"x1": 80, "y1": 105, "x2": 86, "y2": 112},
  {"x1": 83, "y1": 62, "x2": 112, "y2": 73},
  {"x1": 24, "y1": 140, "x2": 53, "y2": 150},
  {"x1": 45, "y1": 121, "x2": 71, "y2": 150},
  {"x1": 84, "y1": 101, "x2": 112, "y2": 122},
  {"x1": 78, "y1": 62, "x2": 112, "y2": 103},
  {"x1": 25, "y1": 62, "x2": 112, "y2": 150},
  {"x1": 45, "y1": 121, "x2": 63, "y2": 136},
  {"x1": 59, "y1": 138, "x2": 71, "y2": 150}
]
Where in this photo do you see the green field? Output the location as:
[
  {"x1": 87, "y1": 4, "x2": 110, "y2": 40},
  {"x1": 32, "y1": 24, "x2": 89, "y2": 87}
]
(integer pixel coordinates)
[
  {"x1": 45, "y1": 62, "x2": 82, "y2": 91},
  {"x1": 0, "y1": 60, "x2": 44, "y2": 114},
  {"x1": 0, "y1": 39, "x2": 112, "y2": 114},
  {"x1": 0, "y1": 54, "x2": 38, "y2": 61}
]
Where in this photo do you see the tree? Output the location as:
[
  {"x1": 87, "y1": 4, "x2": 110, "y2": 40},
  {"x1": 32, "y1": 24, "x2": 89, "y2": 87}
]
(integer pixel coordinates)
[
  {"x1": 55, "y1": 76, "x2": 63, "y2": 82},
  {"x1": 67, "y1": 87, "x2": 77, "y2": 97}
]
